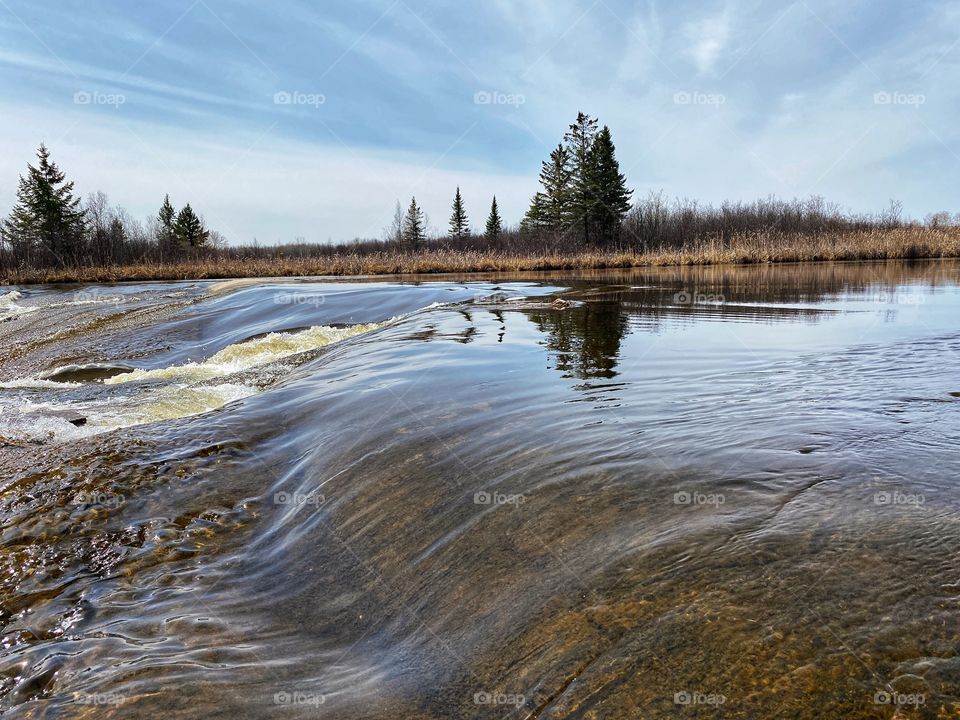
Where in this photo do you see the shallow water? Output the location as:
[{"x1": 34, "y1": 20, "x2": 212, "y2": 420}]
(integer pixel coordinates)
[{"x1": 1, "y1": 261, "x2": 959, "y2": 718}]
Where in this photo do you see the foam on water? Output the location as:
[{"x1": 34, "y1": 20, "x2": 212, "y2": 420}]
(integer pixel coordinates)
[
  {"x1": 93, "y1": 382, "x2": 258, "y2": 429},
  {"x1": 0, "y1": 321, "x2": 384, "y2": 441},
  {"x1": 0, "y1": 290, "x2": 37, "y2": 319},
  {"x1": 104, "y1": 323, "x2": 382, "y2": 385},
  {"x1": 0, "y1": 377, "x2": 83, "y2": 390}
]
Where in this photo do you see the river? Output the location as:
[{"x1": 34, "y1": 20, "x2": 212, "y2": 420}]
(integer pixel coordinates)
[{"x1": 1, "y1": 260, "x2": 958, "y2": 718}]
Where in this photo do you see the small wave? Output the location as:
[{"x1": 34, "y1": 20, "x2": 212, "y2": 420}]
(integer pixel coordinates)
[
  {"x1": 93, "y1": 383, "x2": 258, "y2": 429},
  {"x1": 0, "y1": 289, "x2": 38, "y2": 318},
  {"x1": 104, "y1": 323, "x2": 382, "y2": 385},
  {"x1": 0, "y1": 377, "x2": 83, "y2": 390},
  {"x1": 0, "y1": 322, "x2": 384, "y2": 440},
  {"x1": 1, "y1": 383, "x2": 258, "y2": 441},
  {"x1": 62, "y1": 296, "x2": 124, "y2": 306},
  {"x1": 39, "y1": 364, "x2": 135, "y2": 383}
]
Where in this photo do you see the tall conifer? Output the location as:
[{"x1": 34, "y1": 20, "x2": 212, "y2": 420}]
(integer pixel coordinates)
[
  {"x1": 590, "y1": 126, "x2": 633, "y2": 244},
  {"x1": 4, "y1": 144, "x2": 86, "y2": 265},
  {"x1": 485, "y1": 196, "x2": 502, "y2": 241},
  {"x1": 448, "y1": 187, "x2": 469, "y2": 239},
  {"x1": 402, "y1": 196, "x2": 425, "y2": 247}
]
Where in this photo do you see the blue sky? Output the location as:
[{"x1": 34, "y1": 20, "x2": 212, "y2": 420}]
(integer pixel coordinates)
[{"x1": 0, "y1": 0, "x2": 957, "y2": 243}]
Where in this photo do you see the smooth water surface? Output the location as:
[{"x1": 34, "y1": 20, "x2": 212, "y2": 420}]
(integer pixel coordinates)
[{"x1": 1, "y1": 261, "x2": 958, "y2": 718}]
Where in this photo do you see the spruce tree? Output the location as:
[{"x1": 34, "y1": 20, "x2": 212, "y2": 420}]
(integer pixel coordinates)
[
  {"x1": 157, "y1": 194, "x2": 177, "y2": 254},
  {"x1": 539, "y1": 144, "x2": 574, "y2": 231},
  {"x1": 448, "y1": 186, "x2": 469, "y2": 239},
  {"x1": 564, "y1": 112, "x2": 599, "y2": 244},
  {"x1": 402, "y1": 196, "x2": 425, "y2": 247},
  {"x1": 4, "y1": 144, "x2": 86, "y2": 266},
  {"x1": 520, "y1": 192, "x2": 548, "y2": 233},
  {"x1": 485, "y1": 196, "x2": 502, "y2": 241},
  {"x1": 590, "y1": 126, "x2": 633, "y2": 244},
  {"x1": 174, "y1": 203, "x2": 209, "y2": 248},
  {"x1": 108, "y1": 216, "x2": 126, "y2": 259}
]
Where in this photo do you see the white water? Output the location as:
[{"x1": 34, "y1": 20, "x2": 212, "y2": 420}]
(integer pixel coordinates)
[
  {"x1": 1, "y1": 322, "x2": 384, "y2": 441},
  {"x1": 0, "y1": 290, "x2": 37, "y2": 319},
  {"x1": 104, "y1": 324, "x2": 382, "y2": 385}
]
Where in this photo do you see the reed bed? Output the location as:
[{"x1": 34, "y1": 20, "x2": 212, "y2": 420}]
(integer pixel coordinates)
[{"x1": 6, "y1": 228, "x2": 960, "y2": 285}]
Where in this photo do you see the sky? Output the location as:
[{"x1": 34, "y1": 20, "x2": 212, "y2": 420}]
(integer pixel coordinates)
[{"x1": 0, "y1": 0, "x2": 957, "y2": 245}]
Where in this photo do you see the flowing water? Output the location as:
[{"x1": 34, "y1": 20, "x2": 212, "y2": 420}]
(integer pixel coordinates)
[{"x1": 1, "y1": 261, "x2": 959, "y2": 719}]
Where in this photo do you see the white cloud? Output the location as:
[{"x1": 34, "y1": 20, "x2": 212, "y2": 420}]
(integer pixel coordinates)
[
  {"x1": 684, "y1": 7, "x2": 732, "y2": 75},
  {"x1": 0, "y1": 104, "x2": 537, "y2": 244}
]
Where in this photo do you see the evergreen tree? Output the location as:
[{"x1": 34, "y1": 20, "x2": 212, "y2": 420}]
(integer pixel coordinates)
[
  {"x1": 108, "y1": 216, "x2": 126, "y2": 260},
  {"x1": 564, "y1": 112, "x2": 600, "y2": 244},
  {"x1": 539, "y1": 144, "x2": 574, "y2": 231},
  {"x1": 590, "y1": 126, "x2": 633, "y2": 244},
  {"x1": 174, "y1": 203, "x2": 209, "y2": 248},
  {"x1": 157, "y1": 194, "x2": 177, "y2": 254},
  {"x1": 402, "y1": 196, "x2": 425, "y2": 247},
  {"x1": 485, "y1": 196, "x2": 502, "y2": 241},
  {"x1": 520, "y1": 192, "x2": 548, "y2": 233},
  {"x1": 448, "y1": 186, "x2": 469, "y2": 239},
  {"x1": 4, "y1": 144, "x2": 86, "y2": 265}
]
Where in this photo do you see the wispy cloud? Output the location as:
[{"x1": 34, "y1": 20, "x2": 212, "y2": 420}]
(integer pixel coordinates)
[
  {"x1": 0, "y1": 0, "x2": 957, "y2": 242},
  {"x1": 684, "y1": 5, "x2": 732, "y2": 75}
]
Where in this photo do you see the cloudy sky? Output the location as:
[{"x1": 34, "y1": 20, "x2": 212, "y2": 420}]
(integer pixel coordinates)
[{"x1": 0, "y1": 0, "x2": 956, "y2": 244}]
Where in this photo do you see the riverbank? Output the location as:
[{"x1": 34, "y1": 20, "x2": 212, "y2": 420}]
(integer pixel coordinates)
[{"x1": 5, "y1": 227, "x2": 959, "y2": 284}]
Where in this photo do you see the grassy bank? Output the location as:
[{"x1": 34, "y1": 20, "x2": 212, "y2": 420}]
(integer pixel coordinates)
[{"x1": 5, "y1": 228, "x2": 960, "y2": 284}]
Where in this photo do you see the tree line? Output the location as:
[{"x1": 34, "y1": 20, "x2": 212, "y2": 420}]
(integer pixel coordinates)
[
  {"x1": 385, "y1": 190, "x2": 504, "y2": 248},
  {"x1": 0, "y1": 112, "x2": 944, "y2": 273},
  {"x1": 386, "y1": 112, "x2": 632, "y2": 248},
  {"x1": 1, "y1": 144, "x2": 220, "y2": 270}
]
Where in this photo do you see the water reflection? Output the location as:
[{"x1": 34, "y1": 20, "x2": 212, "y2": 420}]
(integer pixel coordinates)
[
  {"x1": 2, "y1": 259, "x2": 960, "y2": 719},
  {"x1": 529, "y1": 301, "x2": 629, "y2": 379}
]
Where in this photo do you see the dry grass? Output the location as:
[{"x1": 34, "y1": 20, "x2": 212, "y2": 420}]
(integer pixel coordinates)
[{"x1": 6, "y1": 228, "x2": 960, "y2": 284}]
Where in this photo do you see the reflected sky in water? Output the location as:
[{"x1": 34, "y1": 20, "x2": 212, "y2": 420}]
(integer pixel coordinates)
[{"x1": 1, "y1": 260, "x2": 959, "y2": 719}]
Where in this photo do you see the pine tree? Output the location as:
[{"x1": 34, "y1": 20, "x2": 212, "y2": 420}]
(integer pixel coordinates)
[
  {"x1": 590, "y1": 126, "x2": 633, "y2": 244},
  {"x1": 485, "y1": 196, "x2": 502, "y2": 241},
  {"x1": 4, "y1": 144, "x2": 86, "y2": 266},
  {"x1": 108, "y1": 216, "x2": 126, "y2": 260},
  {"x1": 157, "y1": 194, "x2": 177, "y2": 254},
  {"x1": 448, "y1": 186, "x2": 469, "y2": 240},
  {"x1": 539, "y1": 144, "x2": 574, "y2": 231},
  {"x1": 520, "y1": 192, "x2": 548, "y2": 233},
  {"x1": 564, "y1": 112, "x2": 600, "y2": 244},
  {"x1": 402, "y1": 196, "x2": 425, "y2": 247},
  {"x1": 174, "y1": 203, "x2": 209, "y2": 248}
]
